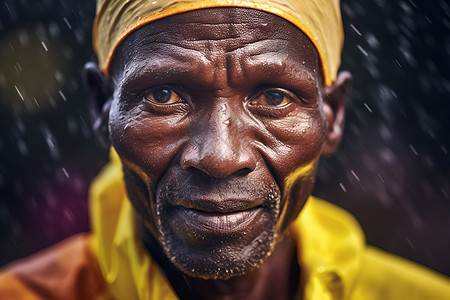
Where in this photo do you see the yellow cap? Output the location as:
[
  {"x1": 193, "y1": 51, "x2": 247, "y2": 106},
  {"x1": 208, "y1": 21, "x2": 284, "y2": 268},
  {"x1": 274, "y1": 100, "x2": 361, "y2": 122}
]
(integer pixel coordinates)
[{"x1": 93, "y1": 0, "x2": 343, "y2": 86}]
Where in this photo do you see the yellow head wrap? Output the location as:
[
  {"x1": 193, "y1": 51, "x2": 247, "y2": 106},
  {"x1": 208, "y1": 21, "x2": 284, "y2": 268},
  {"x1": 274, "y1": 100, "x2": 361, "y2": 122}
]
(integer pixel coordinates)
[{"x1": 93, "y1": 0, "x2": 343, "y2": 86}]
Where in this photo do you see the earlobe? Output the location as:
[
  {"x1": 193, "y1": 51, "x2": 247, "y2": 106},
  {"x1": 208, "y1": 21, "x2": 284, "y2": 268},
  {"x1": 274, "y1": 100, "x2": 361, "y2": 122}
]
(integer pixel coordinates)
[
  {"x1": 322, "y1": 71, "x2": 352, "y2": 156},
  {"x1": 83, "y1": 62, "x2": 114, "y2": 148}
]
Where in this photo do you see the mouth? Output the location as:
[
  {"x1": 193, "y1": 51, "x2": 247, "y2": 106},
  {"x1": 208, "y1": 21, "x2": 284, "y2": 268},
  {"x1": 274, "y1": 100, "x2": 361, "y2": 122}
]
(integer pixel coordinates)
[
  {"x1": 175, "y1": 205, "x2": 264, "y2": 234},
  {"x1": 165, "y1": 196, "x2": 267, "y2": 236}
]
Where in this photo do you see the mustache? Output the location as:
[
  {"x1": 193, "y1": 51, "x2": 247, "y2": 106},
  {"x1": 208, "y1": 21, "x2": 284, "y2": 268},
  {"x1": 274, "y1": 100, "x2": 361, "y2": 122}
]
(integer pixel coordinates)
[{"x1": 157, "y1": 174, "x2": 280, "y2": 209}]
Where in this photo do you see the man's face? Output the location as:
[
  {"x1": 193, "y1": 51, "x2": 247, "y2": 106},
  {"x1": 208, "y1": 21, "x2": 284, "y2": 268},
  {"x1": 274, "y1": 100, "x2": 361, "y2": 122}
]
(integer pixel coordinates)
[{"x1": 108, "y1": 8, "x2": 327, "y2": 279}]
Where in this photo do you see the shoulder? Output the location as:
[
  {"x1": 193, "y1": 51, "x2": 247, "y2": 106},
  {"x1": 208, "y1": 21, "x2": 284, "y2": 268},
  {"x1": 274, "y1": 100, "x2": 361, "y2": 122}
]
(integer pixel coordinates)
[
  {"x1": 297, "y1": 196, "x2": 366, "y2": 245},
  {"x1": 0, "y1": 233, "x2": 107, "y2": 300},
  {"x1": 350, "y1": 246, "x2": 450, "y2": 300},
  {"x1": 295, "y1": 197, "x2": 450, "y2": 299}
]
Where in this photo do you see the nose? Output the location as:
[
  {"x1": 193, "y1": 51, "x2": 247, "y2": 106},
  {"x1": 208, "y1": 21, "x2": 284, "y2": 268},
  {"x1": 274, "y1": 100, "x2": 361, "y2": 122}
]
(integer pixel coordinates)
[{"x1": 180, "y1": 103, "x2": 257, "y2": 179}]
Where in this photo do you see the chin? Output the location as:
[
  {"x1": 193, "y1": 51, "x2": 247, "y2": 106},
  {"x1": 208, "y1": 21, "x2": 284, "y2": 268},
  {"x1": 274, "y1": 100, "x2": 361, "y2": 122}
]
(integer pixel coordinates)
[
  {"x1": 155, "y1": 182, "x2": 282, "y2": 280},
  {"x1": 162, "y1": 226, "x2": 278, "y2": 280}
]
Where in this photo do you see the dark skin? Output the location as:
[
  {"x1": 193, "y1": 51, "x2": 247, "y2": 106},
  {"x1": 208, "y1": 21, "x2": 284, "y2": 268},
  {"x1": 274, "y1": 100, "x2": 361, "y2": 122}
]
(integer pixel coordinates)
[{"x1": 84, "y1": 8, "x2": 351, "y2": 300}]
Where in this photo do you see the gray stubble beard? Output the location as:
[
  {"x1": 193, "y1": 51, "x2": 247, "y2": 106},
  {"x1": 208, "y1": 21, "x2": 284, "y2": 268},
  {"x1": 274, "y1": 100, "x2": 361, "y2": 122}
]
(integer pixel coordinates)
[{"x1": 155, "y1": 182, "x2": 281, "y2": 280}]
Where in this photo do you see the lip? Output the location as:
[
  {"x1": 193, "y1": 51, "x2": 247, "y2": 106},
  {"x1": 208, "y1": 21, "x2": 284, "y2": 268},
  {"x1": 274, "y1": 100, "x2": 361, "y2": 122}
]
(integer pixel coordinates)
[
  {"x1": 174, "y1": 205, "x2": 264, "y2": 235},
  {"x1": 174, "y1": 198, "x2": 261, "y2": 213}
]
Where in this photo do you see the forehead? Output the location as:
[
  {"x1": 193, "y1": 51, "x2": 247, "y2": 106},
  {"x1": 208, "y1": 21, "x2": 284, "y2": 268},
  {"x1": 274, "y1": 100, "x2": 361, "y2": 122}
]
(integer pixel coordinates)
[{"x1": 111, "y1": 7, "x2": 321, "y2": 84}]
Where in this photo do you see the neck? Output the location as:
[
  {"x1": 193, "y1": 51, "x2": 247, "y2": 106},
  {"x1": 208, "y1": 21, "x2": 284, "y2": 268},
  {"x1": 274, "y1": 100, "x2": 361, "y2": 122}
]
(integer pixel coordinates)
[{"x1": 138, "y1": 222, "x2": 300, "y2": 300}]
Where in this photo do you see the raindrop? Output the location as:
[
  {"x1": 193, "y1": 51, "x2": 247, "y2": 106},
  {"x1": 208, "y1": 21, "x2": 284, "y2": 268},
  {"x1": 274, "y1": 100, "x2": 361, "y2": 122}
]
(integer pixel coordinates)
[
  {"x1": 48, "y1": 22, "x2": 60, "y2": 38},
  {"x1": 390, "y1": 90, "x2": 397, "y2": 98},
  {"x1": 339, "y1": 182, "x2": 347, "y2": 192},
  {"x1": 41, "y1": 41, "x2": 48, "y2": 52},
  {"x1": 41, "y1": 125, "x2": 60, "y2": 159},
  {"x1": 350, "y1": 24, "x2": 362, "y2": 36},
  {"x1": 14, "y1": 85, "x2": 24, "y2": 101},
  {"x1": 363, "y1": 103, "x2": 372, "y2": 113},
  {"x1": 63, "y1": 17, "x2": 72, "y2": 30},
  {"x1": 33, "y1": 97, "x2": 40, "y2": 108},
  {"x1": 424, "y1": 155, "x2": 434, "y2": 167},
  {"x1": 365, "y1": 33, "x2": 380, "y2": 50},
  {"x1": 379, "y1": 125, "x2": 392, "y2": 141},
  {"x1": 63, "y1": 208, "x2": 75, "y2": 223},
  {"x1": 409, "y1": 144, "x2": 418, "y2": 156},
  {"x1": 357, "y1": 44, "x2": 368, "y2": 57},
  {"x1": 400, "y1": 1, "x2": 413, "y2": 15},
  {"x1": 59, "y1": 90, "x2": 67, "y2": 101},
  {"x1": 406, "y1": 237, "x2": 415, "y2": 250},
  {"x1": 18, "y1": 31, "x2": 29, "y2": 45},
  {"x1": 54, "y1": 71, "x2": 63, "y2": 84},
  {"x1": 4, "y1": 2, "x2": 11, "y2": 13},
  {"x1": 17, "y1": 138, "x2": 28, "y2": 156},
  {"x1": 392, "y1": 59, "x2": 402, "y2": 68},
  {"x1": 14, "y1": 62, "x2": 22, "y2": 74},
  {"x1": 16, "y1": 117, "x2": 25, "y2": 134},
  {"x1": 350, "y1": 170, "x2": 360, "y2": 182},
  {"x1": 48, "y1": 96, "x2": 57, "y2": 108},
  {"x1": 408, "y1": 0, "x2": 417, "y2": 8}
]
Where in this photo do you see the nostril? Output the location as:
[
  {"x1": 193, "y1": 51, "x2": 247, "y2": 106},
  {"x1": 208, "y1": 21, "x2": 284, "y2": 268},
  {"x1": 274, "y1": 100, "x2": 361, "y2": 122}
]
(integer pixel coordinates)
[
  {"x1": 185, "y1": 166, "x2": 212, "y2": 178},
  {"x1": 233, "y1": 168, "x2": 252, "y2": 177}
]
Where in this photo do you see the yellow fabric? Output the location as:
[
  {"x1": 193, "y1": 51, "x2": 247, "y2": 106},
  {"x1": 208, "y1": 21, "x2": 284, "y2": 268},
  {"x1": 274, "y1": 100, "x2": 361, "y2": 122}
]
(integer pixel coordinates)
[
  {"x1": 89, "y1": 150, "x2": 177, "y2": 300},
  {"x1": 349, "y1": 247, "x2": 450, "y2": 300},
  {"x1": 89, "y1": 152, "x2": 450, "y2": 299},
  {"x1": 291, "y1": 198, "x2": 366, "y2": 300},
  {"x1": 93, "y1": 0, "x2": 343, "y2": 86}
]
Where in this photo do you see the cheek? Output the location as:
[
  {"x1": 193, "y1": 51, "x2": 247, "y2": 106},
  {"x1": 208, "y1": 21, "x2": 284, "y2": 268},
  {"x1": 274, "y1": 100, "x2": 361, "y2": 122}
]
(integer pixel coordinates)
[
  {"x1": 261, "y1": 109, "x2": 326, "y2": 232},
  {"x1": 108, "y1": 100, "x2": 188, "y2": 179},
  {"x1": 108, "y1": 100, "x2": 190, "y2": 236},
  {"x1": 262, "y1": 109, "x2": 327, "y2": 181}
]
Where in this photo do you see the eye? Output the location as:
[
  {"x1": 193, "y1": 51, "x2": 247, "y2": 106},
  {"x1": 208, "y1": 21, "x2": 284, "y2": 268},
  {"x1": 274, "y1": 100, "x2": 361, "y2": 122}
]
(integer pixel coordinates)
[
  {"x1": 144, "y1": 87, "x2": 183, "y2": 104},
  {"x1": 250, "y1": 90, "x2": 291, "y2": 107}
]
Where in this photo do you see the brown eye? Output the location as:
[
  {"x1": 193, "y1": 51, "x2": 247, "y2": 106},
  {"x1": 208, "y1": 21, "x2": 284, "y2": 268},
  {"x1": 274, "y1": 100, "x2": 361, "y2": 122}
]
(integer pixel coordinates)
[
  {"x1": 145, "y1": 88, "x2": 182, "y2": 104},
  {"x1": 251, "y1": 90, "x2": 291, "y2": 107}
]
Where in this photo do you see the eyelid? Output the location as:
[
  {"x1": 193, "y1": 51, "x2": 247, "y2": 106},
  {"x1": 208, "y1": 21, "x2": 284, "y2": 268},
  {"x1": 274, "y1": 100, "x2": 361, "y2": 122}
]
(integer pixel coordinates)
[
  {"x1": 142, "y1": 85, "x2": 188, "y2": 105},
  {"x1": 246, "y1": 87, "x2": 300, "y2": 117},
  {"x1": 251, "y1": 87, "x2": 300, "y2": 105}
]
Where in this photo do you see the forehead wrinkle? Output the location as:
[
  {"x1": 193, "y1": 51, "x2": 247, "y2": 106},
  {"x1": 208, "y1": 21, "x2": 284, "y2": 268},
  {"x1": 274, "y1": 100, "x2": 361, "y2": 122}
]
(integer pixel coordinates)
[
  {"x1": 222, "y1": 38, "x2": 286, "y2": 88},
  {"x1": 226, "y1": 38, "x2": 316, "y2": 88},
  {"x1": 113, "y1": 10, "x2": 321, "y2": 93},
  {"x1": 118, "y1": 42, "x2": 215, "y2": 86}
]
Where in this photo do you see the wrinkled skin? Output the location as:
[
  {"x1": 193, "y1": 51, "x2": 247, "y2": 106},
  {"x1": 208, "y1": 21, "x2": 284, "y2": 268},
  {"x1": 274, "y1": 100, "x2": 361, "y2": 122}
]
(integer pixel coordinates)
[{"x1": 84, "y1": 8, "x2": 351, "y2": 300}]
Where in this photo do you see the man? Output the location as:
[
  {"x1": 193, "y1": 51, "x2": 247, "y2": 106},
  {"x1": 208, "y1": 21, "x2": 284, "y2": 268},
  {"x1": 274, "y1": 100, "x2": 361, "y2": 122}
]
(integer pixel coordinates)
[{"x1": 0, "y1": 0, "x2": 449, "y2": 299}]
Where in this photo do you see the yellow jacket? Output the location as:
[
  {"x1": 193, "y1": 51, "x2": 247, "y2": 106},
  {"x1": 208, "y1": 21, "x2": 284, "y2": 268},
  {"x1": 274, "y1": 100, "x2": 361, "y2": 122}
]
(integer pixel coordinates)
[{"x1": 1, "y1": 156, "x2": 449, "y2": 299}]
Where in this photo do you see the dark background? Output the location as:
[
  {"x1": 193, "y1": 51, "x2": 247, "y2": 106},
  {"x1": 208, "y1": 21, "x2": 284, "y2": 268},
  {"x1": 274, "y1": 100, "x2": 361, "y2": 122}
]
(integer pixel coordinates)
[{"x1": 1, "y1": 0, "x2": 449, "y2": 277}]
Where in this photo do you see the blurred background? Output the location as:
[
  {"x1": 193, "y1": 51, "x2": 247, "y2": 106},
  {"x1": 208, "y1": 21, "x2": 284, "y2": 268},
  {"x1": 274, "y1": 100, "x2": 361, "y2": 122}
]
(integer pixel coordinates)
[{"x1": 0, "y1": 0, "x2": 449, "y2": 277}]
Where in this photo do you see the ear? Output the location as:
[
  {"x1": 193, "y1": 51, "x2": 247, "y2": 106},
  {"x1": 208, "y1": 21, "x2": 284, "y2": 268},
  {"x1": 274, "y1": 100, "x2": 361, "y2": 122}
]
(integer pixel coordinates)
[
  {"x1": 83, "y1": 62, "x2": 114, "y2": 149},
  {"x1": 322, "y1": 71, "x2": 352, "y2": 156}
]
